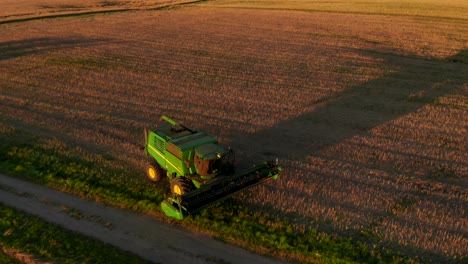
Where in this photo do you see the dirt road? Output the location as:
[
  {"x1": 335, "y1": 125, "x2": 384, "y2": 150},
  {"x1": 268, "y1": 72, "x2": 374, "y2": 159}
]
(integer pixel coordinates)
[{"x1": 0, "y1": 174, "x2": 282, "y2": 264}]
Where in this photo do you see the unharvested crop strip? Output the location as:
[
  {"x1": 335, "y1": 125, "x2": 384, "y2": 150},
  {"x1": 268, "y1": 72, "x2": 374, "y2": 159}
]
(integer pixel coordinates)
[{"x1": 0, "y1": 0, "x2": 209, "y2": 25}]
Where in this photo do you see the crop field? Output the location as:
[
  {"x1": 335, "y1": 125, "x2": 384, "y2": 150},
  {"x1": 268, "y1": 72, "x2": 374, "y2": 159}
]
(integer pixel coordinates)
[
  {"x1": 0, "y1": 0, "x2": 197, "y2": 22},
  {"x1": 1, "y1": 0, "x2": 467, "y2": 263}
]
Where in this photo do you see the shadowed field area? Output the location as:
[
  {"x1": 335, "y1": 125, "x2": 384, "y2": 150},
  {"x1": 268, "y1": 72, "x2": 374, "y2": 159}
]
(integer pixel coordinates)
[{"x1": 1, "y1": 1, "x2": 467, "y2": 262}]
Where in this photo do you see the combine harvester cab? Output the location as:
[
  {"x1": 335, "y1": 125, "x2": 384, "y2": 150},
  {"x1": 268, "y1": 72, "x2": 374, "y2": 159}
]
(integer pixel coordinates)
[{"x1": 144, "y1": 115, "x2": 281, "y2": 220}]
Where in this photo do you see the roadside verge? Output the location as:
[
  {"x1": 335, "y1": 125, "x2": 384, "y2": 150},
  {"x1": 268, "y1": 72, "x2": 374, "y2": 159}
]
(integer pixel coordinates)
[{"x1": 0, "y1": 173, "x2": 281, "y2": 264}]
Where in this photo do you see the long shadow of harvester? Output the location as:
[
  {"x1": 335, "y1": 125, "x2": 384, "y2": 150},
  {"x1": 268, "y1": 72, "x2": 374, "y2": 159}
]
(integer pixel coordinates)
[
  {"x1": 230, "y1": 50, "x2": 467, "y2": 165},
  {"x1": 226, "y1": 49, "x2": 467, "y2": 262},
  {"x1": 0, "y1": 37, "x2": 106, "y2": 61}
]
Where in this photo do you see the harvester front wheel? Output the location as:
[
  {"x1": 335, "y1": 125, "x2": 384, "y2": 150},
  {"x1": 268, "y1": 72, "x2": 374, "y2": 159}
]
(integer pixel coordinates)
[
  {"x1": 170, "y1": 177, "x2": 191, "y2": 195},
  {"x1": 146, "y1": 162, "x2": 164, "y2": 182}
]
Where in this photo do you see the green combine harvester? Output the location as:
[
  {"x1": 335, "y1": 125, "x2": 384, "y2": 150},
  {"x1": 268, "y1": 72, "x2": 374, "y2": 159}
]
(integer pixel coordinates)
[{"x1": 144, "y1": 115, "x2": 281, "y2": 220}]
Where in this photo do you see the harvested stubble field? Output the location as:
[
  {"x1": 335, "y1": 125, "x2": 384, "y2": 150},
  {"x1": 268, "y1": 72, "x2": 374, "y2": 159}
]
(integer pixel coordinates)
[{"x1": 1, "y1": 0, "x2": 467, "y2": 262}]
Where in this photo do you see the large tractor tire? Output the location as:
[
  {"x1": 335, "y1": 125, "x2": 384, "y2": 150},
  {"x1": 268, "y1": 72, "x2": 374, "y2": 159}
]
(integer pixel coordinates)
[
  {"x1": 146, "y1": 161, "x2": 164, "y2": 182},
  {"x1": 170, "y1": 177, "x2": 192, "y2": 195}
]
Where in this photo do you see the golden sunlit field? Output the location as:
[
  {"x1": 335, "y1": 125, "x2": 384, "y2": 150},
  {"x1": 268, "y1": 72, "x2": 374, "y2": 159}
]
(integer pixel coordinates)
[{"x1": 1, "y1": 0, "x2": 467, "y2": 262}]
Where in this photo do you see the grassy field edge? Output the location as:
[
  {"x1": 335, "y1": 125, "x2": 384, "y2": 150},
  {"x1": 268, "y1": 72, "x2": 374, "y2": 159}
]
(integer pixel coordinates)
[
  {"x1": 0, "y1": 129, "x2": 416, "y2": 263},
  {"x1": 0, "y1": 203, "x2": 151, "y2": 264}
]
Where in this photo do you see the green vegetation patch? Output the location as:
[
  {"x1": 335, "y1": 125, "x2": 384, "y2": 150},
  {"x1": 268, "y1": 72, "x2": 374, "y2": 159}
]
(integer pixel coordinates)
[
  {"x1": 0, "y1": 251, "x2": 20, "y2": 264},
  {"x1": 46, "y1": 56, "x2": 123, "y2": 70},
  {"x1": 0, "y1": 204, "x2": 150, "y2": 264},
  {"x1": 187, "y1": 203, "x2": 413, "y2": 263},
  {"x1": 0, "y1": 132, "x2": 164, "y2": 214}
]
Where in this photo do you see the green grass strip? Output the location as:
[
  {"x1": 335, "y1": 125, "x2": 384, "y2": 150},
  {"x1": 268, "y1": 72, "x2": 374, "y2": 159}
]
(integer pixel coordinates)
[
  {"x1": 0, "y1": 251, "x2": 20, "y2": 264},
  {"x1": 0, "y1": 137, "x2": 165, "y2": 213}
]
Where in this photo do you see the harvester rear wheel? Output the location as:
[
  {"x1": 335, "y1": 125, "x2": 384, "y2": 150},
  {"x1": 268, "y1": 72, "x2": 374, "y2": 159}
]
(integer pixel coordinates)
[
  {"x1": 170, "y1": 177, "x2": 192, "y2": 195},
  {"x1": 146, "y1": 161, "x2": 164, "y2": 182}
]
